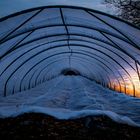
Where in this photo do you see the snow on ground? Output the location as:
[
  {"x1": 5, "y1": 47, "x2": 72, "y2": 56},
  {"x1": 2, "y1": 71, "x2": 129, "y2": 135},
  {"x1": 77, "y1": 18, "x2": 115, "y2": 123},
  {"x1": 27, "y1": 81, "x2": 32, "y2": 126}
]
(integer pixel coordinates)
[{"x1": 0, "y1": 75, "x2": 140, "y2": 127}]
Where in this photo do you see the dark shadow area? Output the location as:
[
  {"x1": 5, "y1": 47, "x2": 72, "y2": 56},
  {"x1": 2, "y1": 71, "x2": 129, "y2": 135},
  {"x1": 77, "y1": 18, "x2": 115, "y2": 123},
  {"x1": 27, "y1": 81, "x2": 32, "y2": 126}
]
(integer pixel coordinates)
[
  {"x1": 0, "y1": 113, "x2": 140, "y2": 140},
  {"x1": 61, "y1": 69, "x2": 80, "y2": 76}
]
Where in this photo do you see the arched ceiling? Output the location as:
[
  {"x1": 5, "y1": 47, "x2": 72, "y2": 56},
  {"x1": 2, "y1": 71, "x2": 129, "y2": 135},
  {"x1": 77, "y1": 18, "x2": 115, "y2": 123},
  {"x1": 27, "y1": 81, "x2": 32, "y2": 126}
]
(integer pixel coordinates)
[{"x1": 0, "y1": 6, "x2": 140, "y2": 97}]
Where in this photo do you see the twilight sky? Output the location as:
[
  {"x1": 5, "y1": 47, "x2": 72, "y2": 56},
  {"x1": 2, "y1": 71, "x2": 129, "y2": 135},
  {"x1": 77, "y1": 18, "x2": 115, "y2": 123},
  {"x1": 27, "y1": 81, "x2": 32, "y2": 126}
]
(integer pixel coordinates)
[{"x1": 0, "y1": 0, "x2": 119, "y2": 18}]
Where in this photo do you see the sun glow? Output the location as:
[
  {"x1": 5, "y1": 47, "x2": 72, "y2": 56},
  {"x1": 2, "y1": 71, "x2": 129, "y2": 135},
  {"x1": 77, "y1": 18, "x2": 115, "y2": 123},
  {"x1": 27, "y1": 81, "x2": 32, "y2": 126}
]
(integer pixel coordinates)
[{"x1": 109, "y1": 73, "x2": 140, "y2": 98}]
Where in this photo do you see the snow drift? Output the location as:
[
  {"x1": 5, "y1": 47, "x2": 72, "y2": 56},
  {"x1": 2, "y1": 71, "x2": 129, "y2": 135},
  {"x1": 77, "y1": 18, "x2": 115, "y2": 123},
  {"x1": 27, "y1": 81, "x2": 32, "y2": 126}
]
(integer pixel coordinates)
[{"x1": 0, "y1": 76, "x2": 140, "y2": 127}]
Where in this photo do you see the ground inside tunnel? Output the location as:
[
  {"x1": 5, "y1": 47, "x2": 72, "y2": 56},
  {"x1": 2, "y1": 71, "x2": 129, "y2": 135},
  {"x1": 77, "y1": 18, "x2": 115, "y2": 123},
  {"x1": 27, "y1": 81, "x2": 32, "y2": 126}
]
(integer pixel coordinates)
[{"x1": 0, "y1": 75, "x2": 140, "y2": 127}]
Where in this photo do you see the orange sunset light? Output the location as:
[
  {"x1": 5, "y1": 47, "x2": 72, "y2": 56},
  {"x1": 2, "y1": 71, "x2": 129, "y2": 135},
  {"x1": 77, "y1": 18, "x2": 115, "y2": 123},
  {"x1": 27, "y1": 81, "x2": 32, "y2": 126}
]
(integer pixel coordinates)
[{"x1": 109, "y1": 72, "x2": 140, "y2": 98}]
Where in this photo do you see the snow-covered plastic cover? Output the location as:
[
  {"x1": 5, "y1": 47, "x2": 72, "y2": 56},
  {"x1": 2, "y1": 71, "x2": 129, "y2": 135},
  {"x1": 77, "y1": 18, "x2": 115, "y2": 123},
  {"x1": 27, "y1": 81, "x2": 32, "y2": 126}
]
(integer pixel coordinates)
[{"x1": 0, "y1": 5, "x2": 140, "y2": 127}]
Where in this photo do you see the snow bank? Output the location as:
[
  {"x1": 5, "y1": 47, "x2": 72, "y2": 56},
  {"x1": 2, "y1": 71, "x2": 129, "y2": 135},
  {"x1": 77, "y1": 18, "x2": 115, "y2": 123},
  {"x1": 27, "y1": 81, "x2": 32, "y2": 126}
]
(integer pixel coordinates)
[
  {"x1": 0, "y1": 76, "x2": 140, "y2": 127},
  {"x1": 0, "y1": 105, "x2": 139, "y2": 127}
]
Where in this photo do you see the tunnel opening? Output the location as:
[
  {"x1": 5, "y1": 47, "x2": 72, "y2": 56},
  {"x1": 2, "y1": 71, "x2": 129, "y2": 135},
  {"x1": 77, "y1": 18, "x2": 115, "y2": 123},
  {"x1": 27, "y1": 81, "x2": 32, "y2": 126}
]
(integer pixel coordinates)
[{"x1": 61, "y1": 69, "x2": 80, "y2": 76}]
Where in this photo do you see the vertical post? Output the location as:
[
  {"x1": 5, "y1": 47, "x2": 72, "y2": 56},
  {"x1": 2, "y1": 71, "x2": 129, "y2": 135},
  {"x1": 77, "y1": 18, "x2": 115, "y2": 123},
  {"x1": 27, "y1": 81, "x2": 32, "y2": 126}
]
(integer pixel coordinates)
[
  {"x1": 135, "y1": 60, "x2": 140, "y2": 82},
  {"x1": 135, "y1": 60, "x2": 140, "y2": 97}
]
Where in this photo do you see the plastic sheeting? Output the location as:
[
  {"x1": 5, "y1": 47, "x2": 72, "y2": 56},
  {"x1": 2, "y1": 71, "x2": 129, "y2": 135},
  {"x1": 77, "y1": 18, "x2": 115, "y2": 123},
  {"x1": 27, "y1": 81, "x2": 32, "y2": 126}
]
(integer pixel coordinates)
[{"x1": 0, "y1": 6, "x2": 140, "y2": 97}]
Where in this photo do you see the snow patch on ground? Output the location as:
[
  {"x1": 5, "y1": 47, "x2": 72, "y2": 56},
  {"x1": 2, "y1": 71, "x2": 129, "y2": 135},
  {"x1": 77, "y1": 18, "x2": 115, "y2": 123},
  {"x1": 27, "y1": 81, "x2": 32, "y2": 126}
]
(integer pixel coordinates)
[{"x1": 0, "y1": 76, "x2": 140, "y2": 127}]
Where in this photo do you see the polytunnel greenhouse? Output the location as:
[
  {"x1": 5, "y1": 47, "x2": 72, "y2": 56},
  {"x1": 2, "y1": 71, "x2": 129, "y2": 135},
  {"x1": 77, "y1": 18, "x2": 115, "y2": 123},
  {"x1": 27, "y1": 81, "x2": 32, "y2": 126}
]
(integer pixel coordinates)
[
  {"x1": 0, "y1": 5, "x2": 140, "y2": 97},
  {"x1": 0, "y1": 3, "x2": 140, "y2": 139}
]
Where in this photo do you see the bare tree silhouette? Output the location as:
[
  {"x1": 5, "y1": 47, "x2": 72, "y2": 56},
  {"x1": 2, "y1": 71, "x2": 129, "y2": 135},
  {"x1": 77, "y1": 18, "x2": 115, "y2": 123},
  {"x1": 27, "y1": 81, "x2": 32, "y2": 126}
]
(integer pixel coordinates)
[{"x1": 105, "y1": 0, "x2": 140, "y2": 27}]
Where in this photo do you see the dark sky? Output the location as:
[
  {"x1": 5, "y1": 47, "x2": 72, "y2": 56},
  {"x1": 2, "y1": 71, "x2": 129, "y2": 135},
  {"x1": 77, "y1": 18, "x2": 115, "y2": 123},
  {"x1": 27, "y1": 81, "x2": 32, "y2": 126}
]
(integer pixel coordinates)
[{"x1": 0, "y1": 0, "x2": 118, "y2": 18}]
